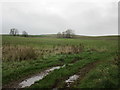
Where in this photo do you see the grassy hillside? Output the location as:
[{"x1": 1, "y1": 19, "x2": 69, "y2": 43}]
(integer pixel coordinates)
[{"x1": 2, "y1": 35, "x2": 119, "y2": 88}]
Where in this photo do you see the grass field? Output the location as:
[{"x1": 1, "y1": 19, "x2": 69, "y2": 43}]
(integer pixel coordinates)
[{"x1": 2, "y1": 35, "x2": 119, "y2": 88}]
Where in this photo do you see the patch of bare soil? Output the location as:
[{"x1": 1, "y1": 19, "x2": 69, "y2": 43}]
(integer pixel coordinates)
[
  {"x1": 2, "y1": 57, "x2": 80, "y2": 89},
  {"x1": 52, "y1": 60, "x2": 101, "y2": 89},
  {"x1": 64, "y1": 60, "x2": 101, "y2": 88},
  {"x1": 2, "y1": 65, "x2": 64, "y2": 89}
]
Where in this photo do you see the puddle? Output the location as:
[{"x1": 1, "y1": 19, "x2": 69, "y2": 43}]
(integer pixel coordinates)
[
  {"x1": 65, "y1": 75, "x2": 79, "y2": 87},
  {"x1": 62, "y1": 64, "x2": 66, "y2": 68},
  {"x1": 17, "y1": 65, "x2": 65, "y2": 88}
]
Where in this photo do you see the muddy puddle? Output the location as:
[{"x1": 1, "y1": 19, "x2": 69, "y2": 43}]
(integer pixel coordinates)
[
  {"x1": 65, "y1": 75, "x2": 79, "y2": 87},
  {"x1": 17, "y1": 65, "x2": 65, "y2": 88}
]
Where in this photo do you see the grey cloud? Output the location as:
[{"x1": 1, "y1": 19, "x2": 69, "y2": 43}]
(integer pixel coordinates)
[{"x1": 2, "y1": 1, "x2": 118, "y2": 36}]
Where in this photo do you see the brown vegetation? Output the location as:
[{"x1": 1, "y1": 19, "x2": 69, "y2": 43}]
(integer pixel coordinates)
[
  {"x1": 53, "y1": 44, "x2": 84, "y2": 54},
  {"x1": 2, "y1": 45, "x2": 38, "y2": 61},
  {"x1": 2, "y1": 44, "x2": 84, "y2": 61}
]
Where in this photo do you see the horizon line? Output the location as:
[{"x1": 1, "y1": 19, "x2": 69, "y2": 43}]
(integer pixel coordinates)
[{"x1": 0, "y1": 33, "x2": 119, "y2": 37}]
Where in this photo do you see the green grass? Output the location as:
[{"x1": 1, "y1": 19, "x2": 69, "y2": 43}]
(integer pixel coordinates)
[
  {"x1": 2, "y1": 35, "x2": 119, "y2": 88},
  {"x1": 74, "y1": 59, "x2": 119, "y2": 88},
  {"x1": 2, "y1": 35, "x2": 118, "y2": 51},
  {"x1": 3, "y1": 54, "x2": 81, "y2": 85},
  {"x1": 29, "y1": 51, "x2": 112, "y2": 88}
]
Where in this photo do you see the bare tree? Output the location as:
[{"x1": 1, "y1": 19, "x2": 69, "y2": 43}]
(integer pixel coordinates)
[
  {"x1": 65, "y1": 29, "x2": 74, "y2": 38},
  {"x1": 10, "y1": 28, "x2": 19, "y2": 36},
  {"x1": 57, "y1": 29, "x2": 75, "y2": 38},
  {"x1": 10, "y1": 29, "x2": 13, "y2": 35},
  {"x1": 22, "y1": 31, "x2": 28, "y2": 37},
  {"x1": 62, "y1": 31, "x2": 66, "y2": 38},
  {"x1": 57, "y1": 32, "x2": 62, "y2": 38}
]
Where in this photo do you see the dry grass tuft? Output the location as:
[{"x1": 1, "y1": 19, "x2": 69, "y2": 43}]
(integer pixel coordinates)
[
  {"x1": 2, "y1": 45, "x2": 38, "y2": 61},
  {"x1": 53, "y1": 44, "x2": 84, "y2": 54},
  {"x1": 2, "y1": 44, "x2": 85, "y2": 61}
]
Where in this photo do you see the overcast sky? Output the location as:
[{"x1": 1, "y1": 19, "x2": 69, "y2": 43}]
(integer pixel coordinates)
[{"x1": 1, "y1": 0, "x2": 118, "y2": 36}]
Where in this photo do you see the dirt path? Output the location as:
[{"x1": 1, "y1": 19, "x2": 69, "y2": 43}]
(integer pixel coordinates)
[
  {"x1": 3, "y1": 57, "x2": 79, "y2": 89},
  {"x1": 52, "y1": 60, "x2": 102, "y2": 88},
  {"x1": 3, "y1": 65, "x2": 65, "y2": 88},
  {"x1": 3, "y1": 59, "x2": 101, "y2": 89},
  {"x1": 64, "y1": 60, "x2": 102, "y2": 88}
]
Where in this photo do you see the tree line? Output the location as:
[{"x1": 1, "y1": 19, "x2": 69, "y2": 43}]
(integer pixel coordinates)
[
  {"x1": 9, "y1": 28, "x2": 28, "y2": 37},
  {"x1": 57, "y1": 29, "x2": 75, "y2": 38},
  {"x1": 9, "y1": 28, "x2": 75, "y2": 38}
]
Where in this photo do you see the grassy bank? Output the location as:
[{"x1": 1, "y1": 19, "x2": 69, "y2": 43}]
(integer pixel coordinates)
[
  {"x1": 29, "y1": 51, "x2": 111, "y2": 88},
  {"x1": 73, "y1": 59, "x2": 119, "y2": 88},
  {"x1": 3, "y1": 54, "x2": 81, "y2": 85},
  {"x1": 2, "y1": 35, "x2": 119, "y2": 88}
]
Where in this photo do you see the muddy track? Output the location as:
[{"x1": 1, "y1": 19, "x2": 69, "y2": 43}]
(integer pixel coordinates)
[
  {"x1": 3, "y1": 58, "x2": 80, "y2": 89},
  {"x1": 65, "y1": 60, "x2": 102, "y2": 88},
  {"x1": 3, "y1": 65, "x2": 64, "y2": 88},
  {"x1": 54, "y1": 60, "x2": 102, "y2": 88}
]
